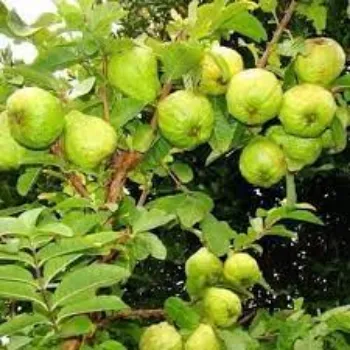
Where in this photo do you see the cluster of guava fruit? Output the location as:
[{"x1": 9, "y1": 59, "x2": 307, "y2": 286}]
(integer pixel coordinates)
[
  {"x1": 0, "y1": 87, "x2": 118, "y2": 172},
  {"x1": 139, "y1": 248, "x2": 262, "y2": 349},
  {"x1": 235, "y1": 37, "x2": 347, "y2": 187}
]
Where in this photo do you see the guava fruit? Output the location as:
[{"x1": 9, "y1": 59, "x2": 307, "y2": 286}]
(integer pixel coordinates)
[
  {"x1": 63, "y1": 111, "x2": 118, "y2": 169},
  {"x1": 266, "y1": 125, "x2": 322, "y2": 171},
  {"x1": 139, "y1": 322, "x2": 183, "y2": 350},
  {"x1": 224, "y1": 252, "x2": 262, "y2": 288},
  {"x1": 226, "y1": 68, "x2": 283, "y2": 125},
  {"x1": 157, "y1": 90, "x2": 214, "y2": 149},
  {"x1": 279, "y1": 84, "x2": 337, "y2": 138},
  {"x1": 239, "y1": 137, "x2": 287, "y2": 188},
  {"x1": 203, "y1": 287, "x2": 242, "y2": 327},
  {"x1": 0, "y1": 112, "x2": 26, "y2": 171},
  {"x1": 108, "y1": 46, "x2": 160, "y2": 103},
  {"x1": 184, "y1": 324, "x2": 220, "y2": 350},
  {"x1": 185, "y1": 247, "x2": 223, "y2": 297},
  {"x1": 294, "y1": 37, "x2": 346, "y2": 86},
  {"x1": 7, "y1": 87, "x2": 65, "y2": 149},
  {"x1": 199, "y1": 46, "x2": 244, "y2": 95}
]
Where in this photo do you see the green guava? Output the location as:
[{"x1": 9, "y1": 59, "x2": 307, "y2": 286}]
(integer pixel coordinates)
[
  {"x1": 184, "y1": 324, "x2": 220, "y2": 350},
  {"x1": 199, "y1": 46, "x2": 244, "y2": 95},
  {"x1": 279, "y1": 84, "x2": 337, "y2": 138},
  {"x1": 139, "y1": 322, "x2": 183, "y2": 350},
  {"x1": 239, "y1": 137, "x2": 287, "y2": 188},
  {"x1": 226, "y1": 68, "x2": 283, "y2": 125},
  {"x1": 266, "y1": 125, "x2": 322, "y2": 171},
  {"x1": 0, "y1": 112, "x2": 26, "y2": 171},
  {"x1": 294, "y1": 37, "x2": 346, "y2": 86},
  {"x1": 157, "y1": 90, "x2": 214, "y2": 149},
  {"x1": 108, "y1": 46, "x2": 160, "y2": 103},
  {"x1": 63, "y1": 111, "x2": 118, "y2": 169},
  {"x1": 203, "y1": 287, "x2": 242, "y2": 328},
  {"x1": 185, "y1": 247, "x2": 223, "y2": 297},
  {"x1": 224, "y1": 252, "x2": 262, "y2": 288},
  {"x1": 7, "y1": 87, "x2": 65, "y2": 149}
]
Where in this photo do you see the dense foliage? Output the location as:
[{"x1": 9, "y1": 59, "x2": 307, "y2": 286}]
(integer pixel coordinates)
[{"x1": 0, "y1": 0, "x2": 349, "y2": 349}]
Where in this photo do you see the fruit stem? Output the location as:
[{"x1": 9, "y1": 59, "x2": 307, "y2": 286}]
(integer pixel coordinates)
[{"x1": 286, "y1": 171, "x2": 297, "y2": 208}]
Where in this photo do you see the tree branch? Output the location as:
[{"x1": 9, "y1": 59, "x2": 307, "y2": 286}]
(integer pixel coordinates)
[
  {"x1": 257, "y1": 0, "x2": 297, "y2": 68},
  {"x1": 51, "y1": 141, "x2": 90, "y2": 199}
]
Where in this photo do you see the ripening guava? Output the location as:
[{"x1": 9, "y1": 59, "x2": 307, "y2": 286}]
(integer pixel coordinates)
[
  {"x1": 224, "y1": 252, "x2": 262, "y2": 288},
  {"x1": 63, "y1": 111, "x2": 118, "y2": 169},
  {"x1": 184, "y1": 324, "x2": 220, "y2": 350},
  {"x1": 199, "y1": 46, "x2": 244, "y2": 95},
  {"x1": 239, "y1": 137, "x2": 287, "y2": 188},
  {"x1": 294, "y1": 37, "x2": 346, "y2": 86},
  {"x1": 266, "y1": 125, "x2": 322, "y2": 171},
  {"x1": 226, "y1": 68, "x2": 283, "y2": 125},
  {"x1": 203, "y1": 287, "x2": 242, "y2": 328},
  {"x1": 0, "y1": 112, "x2": 26, "y2": 171},
  {"x1": 185, "y1": 247, "x2": 223, "y2": 297},
  {"x1": 139, "y1": 322, "x2": 183, "y2": 350},
  {"x1": 157, "y1": 90, "x2": 214, "y2": 149},
  {"x1": 279, "y1": 84, "x2": 337, "y2": 138},
  {"x1": 108, "y1": 46, "x2": 160, "y2": 103},
  {"x1": 7, "y1": 87, "x2": 65, "y2": 149}
]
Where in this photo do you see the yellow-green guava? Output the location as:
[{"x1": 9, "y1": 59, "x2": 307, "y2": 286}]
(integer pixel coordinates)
[
  {"x1": 63, "y1": 111, "x2": 118, "y2": 169},
  {"x1": 224, "y1": 252, "x2": 262, "y2": 288},
  {"x1": 157, "y1": 90, "x2": 214, "y2": 149},
  {"x1": 203, "y1": 287, "x2": 242, "y2": 328},
  {"x1": 279, "y1": 84, "x2": 337, "y2": 138},
  {"x1": 226, "y1": 68, "x2": 283, "y2": 125},
  {"x1": 108, "y1": 46, "x2": 160, "y2": 103},
  {"x1": 139, "y1": 322, "x2": 183, "y2": 350},
  {"x1": 266, "y1": 125, "x2": 322, "y2": 171},
  {"x1": 184, "y1": 324, "x2": 220, "y2": 350},
  {"x1": 7, "y1": 87, "x2": 65, "y2": 149},
  {"x1": 199, "y1": 46, "x2": 244, "y2": 95},
  {"x1": 0, "y1": 112, "x2": 26, "y2": 171},
  {"x1": 294, "y1": 37, "x2": 346, "y2": 86},
  {"x1": 185, "y1": 247, "x2": 223, "y2": 297},
  {"x1": 239, "y1": 137, "x2": 287, "y2": 188}
]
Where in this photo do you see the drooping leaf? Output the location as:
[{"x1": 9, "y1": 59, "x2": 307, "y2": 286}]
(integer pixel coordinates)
[
  {"x1": 0, "y1": 251, "x2": 35, "y2": 267},
  {"x1": 36, "y1": 222, "x2": 74, "y2": 238},
  {"x1": 130, "y1": 232, "x2": 167, "y2": 261},
  {"x1": 283, "y1": 210, "x2": 324, "y2": 226},
  {"x1": 0, "y1": 265, "x2": 36, "y2": 287},
  {"x1": 58, "y1": 315, "x2": 95, "y2": 338},
  {"x1": 132, "y1": 208, "x2": 175, "y2": 234},
  {"x1": 296, "y1": 0, "x2": 327, "y2": 34},
  {"x1": 57, "y1": 296, "x2": 128, "y2": 322},
  {"x1": 16, "y1": 167, "x2": 41, "y2": 197},
  {"x1": 52, "y1": 264, "x2": 130, "y2": 308},
  {"x1": 170, "y1": 162, "x2": 194, "y2": 184},
  {"x1": 69, "y1": 77, "x2": 96, "y2": 100},
  {"x1": 110, "y1": 98, "x2": 145, "y2": 130}
]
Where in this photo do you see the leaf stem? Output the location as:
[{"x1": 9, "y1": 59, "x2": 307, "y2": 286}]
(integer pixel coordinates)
[{"x1": 286, "y1": 171, "x2": 297, "y2": 208}]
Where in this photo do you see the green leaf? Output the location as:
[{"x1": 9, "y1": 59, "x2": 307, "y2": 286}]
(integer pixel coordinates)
[
  {"x1": 221, "y1": 11, "x2": 267, "y2": 42},
  {"x1": 6, "y1": 336, "x2": 33, "y2": 350},
  {"x1": 43, "y1": 253, "x2": 82, "y2": 287},
  {"x1": 0, "y1": 313, "x2": 49, "y2": 336},
  {"x1": 278, "y1": 37, "x2": 306, "y2": 58},
  {"x1": 332, "y1": 74, "x2": 350, "y2": 89},
  {"x1": 131, "y1": 123, "x2": 155, "y2": 153},
  {"x1": 0, "y1": 251, "x2": 35, "y2": 267},
  {"x1": 0, "y1": 265, "x2": 36, "y2": 287},
  {"x1": 36, "y1": 222, "x2": 74, "y2": 238},
  {"x1": 7, "y1": 10, "x2": 41, "y2": 37},
  {"x1": 296, "y1": 0, "x2": 327, "y2": 34},
  {"x1": 170, "y1": 162, "x2": 194, "y2": 183},
  {"x1": 132, "y1": 208, "x2": 175, "y2": 234},
  {"x1": 201, "y1": 214, "x2": 236, "y2": 256},
  {"x1": 218, "y1": 328, "x2": 260, "y2": 350},
  {"x1": 52, "y1": 264, "x2": 130, "y2": 308},
  {"x1": 157, "y1": 42, "x2": 203, "y2": 80},
  {"x1": 57, "y1": 296, "x2": 128, "y2": 322},
  {"x1": 69, "y1": 77, "x2": 96, "y2": 100},
  {"x1": 54, "y1": 197, "x2": 95, "y2": 212},
  {"x1": 16, "y1": 167, "x2": 41, "y2": 197},
  {"x1": 59, "y1": 315, "x2": 95, "y2": 338},
  {"x1": 259, "y1": 0, "x2": 277, "y2": 13},
  {"x1": 131, "y1": 232, "x2": 167, "y2": 260},
  {"x1": 0, "y1": 281, "x2": 46, "y2": 308},
  {"x1": 164, "y1": 297, "x2": 200, "y2": 331},
  {"x1": 110, "y1": 98, "x2": 145, "y2": 130},
  {"x1": 265, "y1": 225, "x2": 297, "y2": 239},
  {"x1": 283, "y1": 210, "x2": 324, "y2": 226},
  {"x1": 98, "y1": 341, "x2": 127, "y2": 350}
]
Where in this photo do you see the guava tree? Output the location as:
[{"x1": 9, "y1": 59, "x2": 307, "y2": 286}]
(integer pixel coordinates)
[{"x1": 0, "y1": 0, "x2": 349, "y2": 349}]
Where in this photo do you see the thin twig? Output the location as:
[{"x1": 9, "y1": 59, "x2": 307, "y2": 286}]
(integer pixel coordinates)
[
  {"x1": 100, "y1": 55, "x2": 110, "y2": 122},
  {"x1": 257, "y1": 0, "x2": 297, "y2": 68},
  {"x1": 51, "y1": 141, "x2": 90, "y2": 198}
]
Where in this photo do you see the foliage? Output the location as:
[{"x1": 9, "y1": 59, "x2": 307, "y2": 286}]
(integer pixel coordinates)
[{"x1": 0, "y1": 0, "x2": 348, "y2": 349}]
